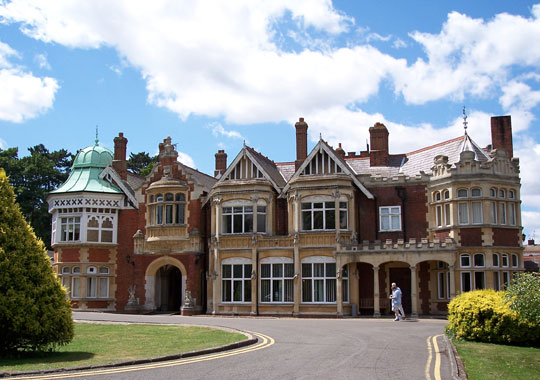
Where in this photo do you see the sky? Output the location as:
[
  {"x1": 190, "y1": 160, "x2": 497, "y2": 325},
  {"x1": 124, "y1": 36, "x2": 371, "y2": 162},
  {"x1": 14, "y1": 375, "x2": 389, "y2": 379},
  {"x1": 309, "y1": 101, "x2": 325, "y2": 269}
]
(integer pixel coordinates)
[{"x1": 1, "y1": 0, "x2": 540, "y2": 239}]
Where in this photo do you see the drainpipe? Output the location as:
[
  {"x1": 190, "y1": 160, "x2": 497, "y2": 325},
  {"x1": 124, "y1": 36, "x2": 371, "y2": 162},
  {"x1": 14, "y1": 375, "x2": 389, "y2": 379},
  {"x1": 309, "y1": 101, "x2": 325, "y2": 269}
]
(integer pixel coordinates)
[
  {"x1": 255, "y1": 249, "x2": 259, "y2": 316},
  {"x1": 374, "y1": 198, "x2": 378, "y2": 241}
]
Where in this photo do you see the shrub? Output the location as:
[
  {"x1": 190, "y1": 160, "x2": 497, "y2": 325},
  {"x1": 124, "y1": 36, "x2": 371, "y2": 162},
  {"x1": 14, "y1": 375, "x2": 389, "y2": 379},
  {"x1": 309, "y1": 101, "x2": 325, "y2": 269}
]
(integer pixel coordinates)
[
  {"x1": 0, "y1": 169, "x2": 74, "y2": 354},
  {"x1": 505, "y1": 272, "x2": 540, "y2": 326},
  {"x1": 446, "y1": 289, "x2": 539, "y2": 346}
]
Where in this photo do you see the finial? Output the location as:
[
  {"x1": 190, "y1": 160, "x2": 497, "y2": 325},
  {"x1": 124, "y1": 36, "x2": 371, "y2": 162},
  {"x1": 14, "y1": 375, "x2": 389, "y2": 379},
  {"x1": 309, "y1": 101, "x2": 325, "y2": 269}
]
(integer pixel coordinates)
[
  {"x1": 319, "y1": 132, "x2": 322, "y2": 140},
  {"x1": 462, "y1": 106, "x2": 468, "y2": 135},
  {"x1": 243, "y1": 140, "x2": 246, "y2": 147},
  {"x1": 95, "y1": 125, "x2": 99, "y2": 146}
]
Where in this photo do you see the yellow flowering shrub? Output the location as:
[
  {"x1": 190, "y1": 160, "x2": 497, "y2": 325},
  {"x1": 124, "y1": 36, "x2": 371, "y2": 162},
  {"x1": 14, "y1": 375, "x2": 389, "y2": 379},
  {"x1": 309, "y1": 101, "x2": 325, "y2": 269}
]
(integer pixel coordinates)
[{"x1": 447, "y1": 289, "x2": 539, "y2": 346}]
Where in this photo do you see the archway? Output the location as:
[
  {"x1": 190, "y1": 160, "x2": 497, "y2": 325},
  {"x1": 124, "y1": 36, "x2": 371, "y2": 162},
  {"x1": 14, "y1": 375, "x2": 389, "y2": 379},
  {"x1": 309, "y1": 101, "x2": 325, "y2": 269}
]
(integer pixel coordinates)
[
  {"x1": 155, "y1": 265, "x2": 182, "y2": 312},
  {"x1": 144, "y1": 256, "x2": 187, "y2": 311}
]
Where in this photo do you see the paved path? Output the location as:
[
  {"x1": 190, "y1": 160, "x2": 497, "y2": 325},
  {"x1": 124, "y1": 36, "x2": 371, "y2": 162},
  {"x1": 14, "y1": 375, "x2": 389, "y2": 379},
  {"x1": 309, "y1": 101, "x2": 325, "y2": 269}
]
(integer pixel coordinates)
[{"x1": 14, "y1": 313, "x2": 455, "y2": 380}]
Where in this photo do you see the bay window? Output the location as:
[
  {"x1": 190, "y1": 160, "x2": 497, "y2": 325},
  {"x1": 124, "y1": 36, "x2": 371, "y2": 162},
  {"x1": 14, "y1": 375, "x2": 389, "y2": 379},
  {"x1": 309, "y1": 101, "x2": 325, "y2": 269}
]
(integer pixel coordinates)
[
  {"x1": 301, "y1": 198, "x2": 348, "y2": 231},
  {"x1": 222, "y1": 259, "x2": 252, "y2": 303},
  {"x1": 260, "y1": 258, "x2": 294, "y2": 303},
  {"x1": 148, "y1": 192, "x2": 186, "y2": 226},
  {"x1": 301, "y1": 257, "x2": 347, "y2": 303}
]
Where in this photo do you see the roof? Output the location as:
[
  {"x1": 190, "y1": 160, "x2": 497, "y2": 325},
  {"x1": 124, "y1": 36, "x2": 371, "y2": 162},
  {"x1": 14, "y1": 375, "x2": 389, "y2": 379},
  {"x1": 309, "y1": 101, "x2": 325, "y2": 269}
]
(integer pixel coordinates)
[
  {"x1": 178, "y1": 162, "x2": 217, "y2": 192},
  {"x1": 343, "y1": 134, "x2": 490, "y2": 177},
  {"x1": 246, "y1": 147, "x2": 286, "y2": 188},
  {"x1": 50, "y1": 143, "x2": 122, "y2": 194}
]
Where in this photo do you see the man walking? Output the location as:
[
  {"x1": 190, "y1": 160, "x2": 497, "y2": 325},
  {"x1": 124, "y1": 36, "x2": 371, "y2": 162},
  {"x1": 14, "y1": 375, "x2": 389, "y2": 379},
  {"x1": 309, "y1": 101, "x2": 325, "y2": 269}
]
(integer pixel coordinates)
[{"x1": 390, "y1": 282, "x2": 405, "y2": 321}]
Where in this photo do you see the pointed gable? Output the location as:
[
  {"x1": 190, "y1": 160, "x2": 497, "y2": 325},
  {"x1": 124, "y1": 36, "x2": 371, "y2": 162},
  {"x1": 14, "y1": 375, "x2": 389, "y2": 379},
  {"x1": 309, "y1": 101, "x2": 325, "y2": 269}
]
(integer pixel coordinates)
[
  {"x1": 215, "y1": 145, "x2": 285, "y2": 192},
  {"x1": 282, "y1": 139, "x2": 373, "y2": 199}
]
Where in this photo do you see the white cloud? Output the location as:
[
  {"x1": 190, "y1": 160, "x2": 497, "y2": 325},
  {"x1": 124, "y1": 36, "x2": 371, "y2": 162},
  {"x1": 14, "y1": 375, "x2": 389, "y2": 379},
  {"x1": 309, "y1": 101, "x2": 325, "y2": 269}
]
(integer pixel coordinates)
[
  {"x1": 0, "y1": 136, "x2": 6, "y2": 149},
  {"x1": 521, "y1": 211, "x2": 540, "y2": 239},
  {"x1": 177, "y1": 151, "x2": 195, "y2": 168},
  {"x1": 34, "y1": 53, "x2": 50, "y2": 69},
  {"x1": 0, "y1": 41, "x2": 58, "y2": 122},
  {"x1": 209, "y1": 122, "x2": 243, "y2": 140}
]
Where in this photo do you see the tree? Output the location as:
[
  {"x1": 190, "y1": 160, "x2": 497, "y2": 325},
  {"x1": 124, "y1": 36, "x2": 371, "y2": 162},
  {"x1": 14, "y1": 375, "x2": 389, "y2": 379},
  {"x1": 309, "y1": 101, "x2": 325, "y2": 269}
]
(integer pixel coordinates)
[
  {"x1": 0, "y1": 145, "x2": 73, "y2": 249},
  {"x1": 0, "y1": 169, "x2": 74, "y2": 354},
  {"x1": 128, "y1": 151, "x2": 158, "y2": 176},
  {"x1": 505, "y1": 272, "x2": 540, "y2": 325}
]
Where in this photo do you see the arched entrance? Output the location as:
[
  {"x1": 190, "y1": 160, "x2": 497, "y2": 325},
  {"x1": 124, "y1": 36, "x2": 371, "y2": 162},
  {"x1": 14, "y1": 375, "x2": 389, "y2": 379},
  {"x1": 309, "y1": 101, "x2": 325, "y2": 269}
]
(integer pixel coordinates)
[
  {"x1": 155, "y1": 265, "x2": 182, "y2": 312},
  {"x1": 144, "y1": 256, "x2": 187, "y2": 312}
]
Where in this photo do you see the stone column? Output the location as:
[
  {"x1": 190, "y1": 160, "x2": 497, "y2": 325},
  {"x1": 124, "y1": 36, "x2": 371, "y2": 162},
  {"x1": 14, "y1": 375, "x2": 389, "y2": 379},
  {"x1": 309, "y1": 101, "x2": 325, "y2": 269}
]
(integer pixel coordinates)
[
  {"x1": 212, "y1": 198, "x2": 221, "y2": 315},
  {"x1": 291, "y1": 193, "x2": 301, "y2": 316},
  {"x1": 373, "y1": 265, "x2": 380, "y2": 317},
  {"x1": 410, "y1": 265, "x2": 418, "y2": 317},
  {"x1": 333, "y1": 190, "x2": 341, "y2": 246},
  {"x1": 449, "y1": 265, "x2": 456, "y2": 299},
  {"x1": 336, "y1": 259, "x2": 343, "y2": 316}
]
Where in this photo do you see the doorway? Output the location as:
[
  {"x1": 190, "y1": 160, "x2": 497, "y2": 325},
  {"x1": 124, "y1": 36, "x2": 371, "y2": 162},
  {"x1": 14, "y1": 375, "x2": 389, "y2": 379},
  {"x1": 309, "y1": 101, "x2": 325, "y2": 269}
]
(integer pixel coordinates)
[
  {"x1": 155, "y1": 265, "x2": 182, "y2": 312},
  {"x1": 389, "y1": 267, "x2": 411, "y2": 315}
]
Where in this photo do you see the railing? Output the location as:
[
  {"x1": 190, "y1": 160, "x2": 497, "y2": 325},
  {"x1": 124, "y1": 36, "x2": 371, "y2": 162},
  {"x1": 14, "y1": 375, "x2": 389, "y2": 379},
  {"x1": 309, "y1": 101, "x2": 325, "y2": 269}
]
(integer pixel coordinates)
[{"x1": 340, "y1": 237, "x2": 456, "y2": 253}]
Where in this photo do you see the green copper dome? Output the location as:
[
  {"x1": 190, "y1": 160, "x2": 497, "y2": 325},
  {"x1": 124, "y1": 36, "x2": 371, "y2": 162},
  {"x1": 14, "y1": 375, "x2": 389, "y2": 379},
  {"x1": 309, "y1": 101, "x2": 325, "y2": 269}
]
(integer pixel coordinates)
[
  {"x1": 72, "y1": 145, "x2": 113, "y2": 168},
  {"x1": 50, "y1": 143, "x2": 121, "y2": 194}
]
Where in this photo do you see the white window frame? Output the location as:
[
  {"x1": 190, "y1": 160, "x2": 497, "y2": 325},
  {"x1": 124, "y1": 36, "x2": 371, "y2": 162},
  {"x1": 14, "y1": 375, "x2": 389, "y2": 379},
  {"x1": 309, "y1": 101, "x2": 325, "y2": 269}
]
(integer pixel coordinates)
[
  {"x1": 471, "y1": 201, "x2": 483, "y2": 224},
  {"x1": 222, "y1": 204, "x2": 253, "y2": 234},
  {"x1": 460, "y1": 254, "x2": 471, "y2": 268},
  {"x1": 301, "y1": 197, "x2": 346, "y2": 231},
  {"x1": 221, "y1": 258, "x2": 252, "y2": 303},
  {"x1": 379, "y1": 206, "x2": 401, "y2": 232},
  {"x1": 60, "y1": 216, "x2": 81, "y2": 242},
  {"x1": 509, "y1": 203, "x2": 516, "y2": 225},
  {"x1": 458, "y1": 202, "x2": 469, "y2": 225},
  {"x1": 301, "y1": 257, "x2": 338, "y2": 304},
  {"x1": 490, "y1": 201, "x2": 498, "y2": 224},
  {"x1": 444, "y1": 203, "x2": 451, "y2": 226},
  {"x1": 473, "y1": 253, "x2": 485, "y2": 268},
  {"x1": 492, "y1": 253, "x2": 499, "y2": 267},
  {"x1": 260, "y1": 257, "x2": 294, "y2": 304},
  {"x1": 502, "y1": 253, "x2": 509, "y2": 268},
  {"x1": 511, "y1": 254, "x2": 518, "y2": 268},
  {"x1": 71, "y1": 277, "x2": 80, "y2": 298},
  {"x1": 436, "y1": 205, "x2": 443, "y2": 227}
]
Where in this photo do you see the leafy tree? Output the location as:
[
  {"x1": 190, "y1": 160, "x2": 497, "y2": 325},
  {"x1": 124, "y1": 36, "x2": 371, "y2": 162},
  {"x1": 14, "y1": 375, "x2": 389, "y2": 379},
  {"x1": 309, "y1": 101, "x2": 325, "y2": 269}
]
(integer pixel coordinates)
[
  {"x1": 0, "y1": 145, "x2": 73, "y2": 249},
  {"x1": 128, "y1": 151, "x2": 157, "y2": 176},
  {"x1": 0, "y1": 169, "x2": 74, "y2": 354},
  {"x1": 505, "y1": 272, "x2": 540, "y2": 325}
]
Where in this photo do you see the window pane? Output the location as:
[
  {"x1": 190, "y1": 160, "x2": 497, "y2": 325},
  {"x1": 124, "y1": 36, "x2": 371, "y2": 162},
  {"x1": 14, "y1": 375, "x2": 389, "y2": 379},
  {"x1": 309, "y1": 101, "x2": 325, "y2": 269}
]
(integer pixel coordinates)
[
  {"x1": 436, "y1": 206, "x2": 442, "y2": 227},
  {"x1": 472, "y1": 202, "x2": 482, "y2": 224},
  {"x1": 302, "y1": 263, "x2": 311, "y2": 277},
  {"x1": 512, "y1": 254, "x2": 518, "y2": 267},
  {"x1": 101, "y1": 230, "x2": 113, "y2": 242},
  {"x1": 493, "y1": 272, "x2": 500, "y2": 291},
  {"x1": 474, "y1": 254, "x2": 484, "y2": 267},
  {"x1": 502, "y1": 255, "x2": 509, "y2": 267},
  {"x1": 87, "y1": 229, "x2": 99, "y2": 242},
  {"x1": 302, "y1": 211, "x2": 312, "y2": 230},
  {"x1": 87, "y1": 277, "x2": 96, "y2": 298},
  {"x1": 222, "y1": 264, "x2": 231, "y2": 278},
  {"x1": 313, "y1": 211, "x2": 324, "y2": 229},
  {"x1": 314, "y1": 280, "x2": 324, "y2": 302},
  {"x1": 326, "y1": 263, "x2": 336, "y2": 277},
  {"x1": 257, "y1": 213, "x2": 266, "y2": 232},
  {"x1": 461, "y1": 272, "x2": 471, "y2": 292},
  {"x1": 157, "y1": 205, "x2": 163, "y2": 224},
  {"x1": 342, "y1": 279, "x2": 348, "y2": 303},
  {"x1": 381, "y1": 215, "x2": 389, "y2": 230},
  {"x1": 244, "y1": 213, "x2": 253, "y2": 233},
  {"x1": 391, "y1": 215, "x2": 400, "y2": 229},
  {"x1": 314, "y1": 263, "x2": 324, "y2": 277},
  {"x1": 499, "y1": 203, "x2": 506, "y2": 224},
  {"x1": 445, "y1": 204, "x2": 451, "y2": 225},
  {"x1": 244, "y1": 264, "x2": 252, "y2": 278},
  {"x1": 223, "y1": 214, "x2": 232, "y2": 233},
  {"x1": 474, "y1": 272, "x2": 485, "y2": 290},
  {"x1": 302, "y1": 279, "x2": 312, "y2": 302},
  {"x1": 461, "y1": 255, "x2": 470, "y2": 267},
  {"x1": 176, "y1": 204, "x2": 184, "y2": 224},
  {"x1": 339, "y1": 210, "x2": 347, "y2": 229},
  {"x1": 272, "y1": 279, "x2": 282, "y2": 302},
  {"x1": 72, "y1": 278, "x2": 80, "y2": 298},
  {"x1": 261, "y1": 264, "x2": 271, "y2": 278},
  {"x1": 244, "y1": 279, "x2": 251, "y2": 302},
  {"x1": 326, "y1": 279, "x2": 336, "y2": 302},
  {"x1": 284, "y1": 279, "x2": 294, "y2": 302},
  {"x1": 261, "y1": 279, "x2": 271, "y2": 302},
  {"x1": 165, "y1": 193, "x2": 173, "y2": 201},
  {"x1": 222, "y1": 280, "x2": 231, "y2": 302},
  {"x1": 325, "y1": 209, "x2": 335, "y2": 229},
  {"x1": 284, "y1": 263, "x2": 294, "y2": 277},
  {"x1": 493, "y1": 254, "x2": 499, "y2": 267},
  {"x1": 272, "y1": 263, "x2": 283, "y2": 278},
  {"x1": 175, "y1": 193, "x2": 185, "y2": 201},
  {"x1": 509, "y1": 204, "x2": 516, "y2": 225},
  {"x1": 233, "y1": 280, "x2": 243, "y2": 301},
  {"x1": 98, "y1": 278, "x2": 109, "y2": 298},
  {"x1": 458, "y1": 203, "x2": 469, "y2": 224}
]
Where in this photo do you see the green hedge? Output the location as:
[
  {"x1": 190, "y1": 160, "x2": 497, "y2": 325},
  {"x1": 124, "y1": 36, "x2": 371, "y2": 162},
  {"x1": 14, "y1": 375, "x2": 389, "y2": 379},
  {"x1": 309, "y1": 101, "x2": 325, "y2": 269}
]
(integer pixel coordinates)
[{"x1": 446, "y1": 289, "x2": 539, "y2": 346}]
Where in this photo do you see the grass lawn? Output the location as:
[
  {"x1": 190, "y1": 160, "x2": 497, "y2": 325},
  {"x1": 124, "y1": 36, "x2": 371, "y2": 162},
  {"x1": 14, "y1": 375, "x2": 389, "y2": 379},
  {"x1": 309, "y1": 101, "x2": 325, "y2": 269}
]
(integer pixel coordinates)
[
  {"x1": 0, "y1": 323, "x2": 247, "y2": 373},
  {"x1": 453, "y1": 340, "x2": 540, "y2": 380}
]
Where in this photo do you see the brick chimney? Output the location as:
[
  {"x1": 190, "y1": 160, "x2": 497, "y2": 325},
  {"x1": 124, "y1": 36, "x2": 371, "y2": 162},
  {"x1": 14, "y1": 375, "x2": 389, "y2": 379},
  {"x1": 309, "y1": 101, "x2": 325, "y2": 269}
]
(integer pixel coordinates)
[
  {"x1": 491, "y1": 116, "x2": 513, "y2": 158},
  {"x1": 369, "y1": 122, "x2": 389, "y2": 166},
  {"x1": 112, "y1": 132, "x2": 128, "y2": 180},
  {"x1": 215, "y1": 150, "x2": 227, "y2": 178},
  {"x1": 335, "y1": 143, "x2": 345, "y2": 160},
  {"x1": 295, "y1": 117, "x2": 308, "y2": 171}
]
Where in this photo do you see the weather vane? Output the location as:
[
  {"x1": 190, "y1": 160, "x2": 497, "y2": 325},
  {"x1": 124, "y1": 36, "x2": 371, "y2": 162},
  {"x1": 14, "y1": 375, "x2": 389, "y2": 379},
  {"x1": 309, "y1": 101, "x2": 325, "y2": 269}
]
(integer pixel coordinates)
[{"x1": 462, "y1": 106, "x2": 468, "y2": 134}]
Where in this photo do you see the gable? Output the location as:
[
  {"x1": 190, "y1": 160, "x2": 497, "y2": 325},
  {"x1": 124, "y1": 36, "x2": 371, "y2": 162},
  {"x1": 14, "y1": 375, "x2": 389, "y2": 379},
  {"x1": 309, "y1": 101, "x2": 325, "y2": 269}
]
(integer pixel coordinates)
[{"x1": 300, "y1": 147, "x2": 344, "y2": 176}]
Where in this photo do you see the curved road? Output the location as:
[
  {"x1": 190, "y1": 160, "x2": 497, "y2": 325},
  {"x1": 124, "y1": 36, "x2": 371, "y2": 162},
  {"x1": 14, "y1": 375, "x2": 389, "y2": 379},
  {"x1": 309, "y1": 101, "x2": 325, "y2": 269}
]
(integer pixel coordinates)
[{"x1": 15, "y1": 312, "x2": 453, "y2": 380}]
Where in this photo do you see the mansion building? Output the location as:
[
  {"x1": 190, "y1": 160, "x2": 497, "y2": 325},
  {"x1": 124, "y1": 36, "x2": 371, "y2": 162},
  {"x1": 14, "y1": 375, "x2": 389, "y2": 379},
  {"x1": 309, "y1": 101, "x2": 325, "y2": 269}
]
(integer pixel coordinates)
[{"x1": 48, "y1": 115, "x2": 524, "y2": 317}]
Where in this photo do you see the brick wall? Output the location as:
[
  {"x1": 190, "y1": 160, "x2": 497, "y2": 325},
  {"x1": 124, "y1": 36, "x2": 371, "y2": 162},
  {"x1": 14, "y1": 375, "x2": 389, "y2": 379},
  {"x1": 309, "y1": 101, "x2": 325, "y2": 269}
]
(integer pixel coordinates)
[
  {"x1": 493, "y1": 228, "x2": 520, "y2": 247},
  {"x1": 419, "y1": 262, "x2": 430, "y2": 314},
  {"x1": 88, "y1": 248, "x2": 111, "y2": 262},
  {"x1": 459, "y1": 228, "x2": 483, "y2": 246},
  {"x1": 59, "y1": 248, "x2": 80, "y2": 262}
]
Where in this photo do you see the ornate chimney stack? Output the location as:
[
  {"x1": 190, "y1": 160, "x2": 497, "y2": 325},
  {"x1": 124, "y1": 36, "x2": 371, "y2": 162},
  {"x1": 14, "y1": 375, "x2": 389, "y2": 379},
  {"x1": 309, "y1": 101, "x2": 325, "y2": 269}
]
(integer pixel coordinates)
[
  {"x1": 214, "y1": 150, "x2": 227, "y2": 178},
  {"x1": 369, "y1": 122, "x2": 389, "y2": 166},
  {"x1": 113, "y1": 132, "x2": 128, "y2": 180},
  {"x1": 491, "y1": 116, "x2": 513, "y2": 158},
  {"x1": 295, "y1": 117, "x2": 308, "y2": 171}
]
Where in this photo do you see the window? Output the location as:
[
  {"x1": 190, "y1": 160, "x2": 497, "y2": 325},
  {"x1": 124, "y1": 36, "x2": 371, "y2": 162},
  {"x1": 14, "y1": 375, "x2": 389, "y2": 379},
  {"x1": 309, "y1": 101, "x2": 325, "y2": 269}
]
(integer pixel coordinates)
[
  {"x1": 502, "y1": 271, "x2": 510, "y2": 289},
  {"x1": 98, "y1": 278, "x2": 109, "y2": 298},
  {"x1": 87, "y1": 277, "x2": 97, "y2": 298},
  {"x1": 460, "y1": 254, "x2": 471, "y2": 268},
  {"x1": 458, "y1": 189, "x2": 468, "y2": 198},
  {"x1": 434, "y1": 192, "x2": 441, "y2": 201},
  {"x1": 148, "y1": 192, "x2": 186, "y2": 226},
  {"x1": 471, "y1": 188, "x2": 481, "y2": 197},
  {"x1": 257, "y1": 206, "x2": 267, "y2": 233},
  {"x1": 474, "y1": 272, "x2": 485, "y2": 289},
  {"x1": 490, "y1": 201, "x2": 497, "y2": 224},
  {"x1": 438, "y1": 271, "x2": 450, "y2": 299},
  {"x1": 72, "y1": 266, "x2": 81, "y2": 274},
  {"x1": 490, "y1": 188, "x2": 496, "y2": 197},
  {"x1": 473, "y1": 254, "x2": 485, "y2": 267},
  {"x1": 492, "y1": 253, "x2": 499, "y2": 267},
  {"x1": 493, "y1": 271, "x2": 501, "y2": 291},
  {"x1": 302, "y1": 201, "x2": 335, "y2": 231},
  {"x1": 62, "y1": 267, "x2": 70, "y2": 274},
  {"x1": 499, "y1": 203, "x2": 507, "y2": 224},
  {"x1": 71, "y1": 277, "x2": 80, "y2": 298},
  {"x1": 222, "y1": 259, "x2": 252, "y2": 303},
  {"x1": 444, "y1": 204, "x2": 451, "y2": 226},
  {"x1": 502, "y1": 254, "x2": 509, "y2": 268},
  {"x1": 339, "y1": 202, "x2": 348, "y2": 230},
  {"x1": 509, "y1": 203, "x2": 516, "y2": 225},
  {"x1": 511, "y1": 254, "x2": 518, "y2": 267},
  {"x1": 471, "y1": 202, "x2": 482, "y2": 224},
  {"x1": 499, "y1": 189, "x2": 506, "y2": 198},
  {"x1": 509, "y1": 190, "x2": 515, "y2": 199},
  {"x1": 60, "y1": 217, "x2": 81, "y2": 241},
  {"x1": 443, "y1": 190, "x2": 450, "y2": 200},
  {"x1": 379, "y1": 206, "x2": 401, "y2": 231},
  {"x1": 458, "y1": 203, "x2": 469, "y2": 224},
  {"x1": 260, "y1": 259, "x2": 294, "y2": 303},
  {"x1": 87, "y1": 266, "x2": 97, "y2": 274},
  {"x1": 461, "y1": 272, "x2": 472, "y2": 292},
  {"x1": 223, "y1": 205, "x2": 253, "y2": 234},
  {"x1": 302, "y1": 257, "x2": 338, "y2": 303},
  {"x1": 436, "y1": 205, "x2": 443, "y2": 227}
]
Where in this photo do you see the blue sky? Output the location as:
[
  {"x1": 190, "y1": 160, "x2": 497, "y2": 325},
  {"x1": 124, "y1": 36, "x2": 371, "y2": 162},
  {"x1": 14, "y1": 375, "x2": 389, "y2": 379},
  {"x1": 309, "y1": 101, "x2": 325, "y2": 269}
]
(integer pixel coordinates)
[{"x1": 1, "y1": 0, "x2": 540, "y2": 238}]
